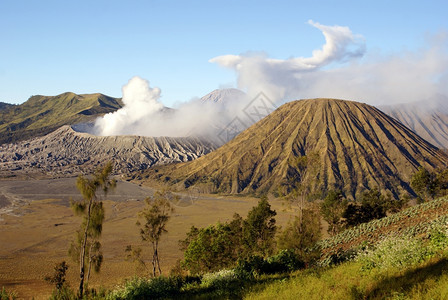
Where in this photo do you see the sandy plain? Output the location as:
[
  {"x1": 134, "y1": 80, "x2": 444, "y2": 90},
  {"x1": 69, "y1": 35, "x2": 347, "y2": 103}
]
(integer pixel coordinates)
[{"x1": 0, "y1": 178, "x2": 291, "y2": 299}]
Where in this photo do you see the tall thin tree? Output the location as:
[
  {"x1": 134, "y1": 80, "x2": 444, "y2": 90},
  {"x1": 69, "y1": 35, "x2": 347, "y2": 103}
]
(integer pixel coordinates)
[
  {"x1": 69, "y1": 162, "x2": 116, "y2": 298},
  {"x1": 137, "y1": 190, "x2": 175, "y2": 277}
]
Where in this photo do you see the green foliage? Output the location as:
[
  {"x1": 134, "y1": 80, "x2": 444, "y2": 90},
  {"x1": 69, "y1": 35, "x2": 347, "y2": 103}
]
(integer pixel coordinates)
[
  {"x1": 182, "y1": 221, "x2": 241, "y2": 274},
  {"x1": 48, "y1": 286, "x2": 76, "y2": 300},
  {"x1": 242, "y1": 197, "x2": 277, "y2": 257},
  {"x1": 317, "y1": 196, "x2": 448, "y2": 266},
  {"x1": 181, "y1": 198, "x2": 277, "y2": 274},
  {"x1": 320, "y1": 190, "x2": 347, "y2": 235},
  {"x1": 410, "y1": 167, "x2": 448, "y2": 201},
  {"x1": 107, "y1": 277, "x2": 179, "y2": 300},
  {"x1": 235, "y1": 250, "x2": 305, "y2": 277},
  {"x1": 136, "y1": 190, "x2": 175, "y2": 277},
  {"x1": 200, "y1": 269, "x2": 239, "y2": 290},
  {"x1": 282, "y1": 152, "x2": 321, "y2": 199},
  {"x1": 428, "y1": 222, "x2": 448, "y2": 253},
  {"x1": 245, "y1": 254, "x2": 448, "y2": 300},
  {"x1": 411, "y1": 167, "x2": 438, "y2": 201},
  {"x1": 356, "y1": 235, "x2": 429, "y2": 271},
  {"x1": 0, "y1": 92, "x2": 122, "y2": 144},
  {"x1": 277, "y1": 209, "x2": 321, "y2": 264},
  {"x1": 138, "y1": 191, "x2": 175, "y2": 245},
  {"x1": 70, "y1": 162, "x2": 116, "y2": 298},
  {"x1": 342, "y1": 188, "x2": 403, "y2": 228},
  {"x1": 0, "y1": 288, "x2": 16, "y2": 300}
]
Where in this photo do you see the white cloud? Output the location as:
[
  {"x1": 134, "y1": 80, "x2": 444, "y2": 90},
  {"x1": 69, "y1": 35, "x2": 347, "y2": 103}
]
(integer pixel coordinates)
[{"x1": 210, "y1": 21, "x2": 448, "y2": 106}]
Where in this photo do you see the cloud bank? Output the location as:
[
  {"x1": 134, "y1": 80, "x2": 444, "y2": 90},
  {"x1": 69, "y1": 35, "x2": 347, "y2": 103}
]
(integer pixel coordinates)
[
  {"x1": 211, "y1": 20, "x2": 448, "y2": 105},
  {"x1": 94, "y1": 21, "x2": 448, "y2": 139}
]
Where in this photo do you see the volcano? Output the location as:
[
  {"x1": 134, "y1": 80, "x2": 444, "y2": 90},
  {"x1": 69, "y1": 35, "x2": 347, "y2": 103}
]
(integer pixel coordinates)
[{"x1": 144, "y1": 98, "x2": 448, "y2": 199}]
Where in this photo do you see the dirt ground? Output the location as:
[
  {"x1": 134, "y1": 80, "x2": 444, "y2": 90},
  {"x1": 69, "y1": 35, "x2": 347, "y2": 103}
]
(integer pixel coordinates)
[{"x1": 0, "y1": 178, "x2": 293, "y2": 299}]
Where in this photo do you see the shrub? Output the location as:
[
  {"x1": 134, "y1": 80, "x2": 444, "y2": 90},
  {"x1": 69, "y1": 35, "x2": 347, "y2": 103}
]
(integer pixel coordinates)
[
  {"x1": 356, "y1": 235, "x2": 429, "y2": 271},
  {"x1": 48, "y1": 286, "x2": 76, "y2": 300},
  {"x1": 428, "y1": 222, "x2": 448, "y2": 253},
  {"x1": 266, "y1": 250, "x2": 305, "y2": 272},
  {"x1": 0, "y1": 288, "x2": 16, "y2": 300},
  {"x1": 201, "y1": 269, "x2": 239, "y2": 289},
  {"x1": 235, "y1": 251, "x2": 305, "y2": 278},
  {"x1": 107, "y1": 276, "x2": 179, "y2": 300}
]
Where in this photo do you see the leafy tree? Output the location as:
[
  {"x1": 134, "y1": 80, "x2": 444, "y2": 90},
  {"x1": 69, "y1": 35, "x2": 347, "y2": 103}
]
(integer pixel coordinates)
[
  {"x1": 342, "y1": 188, "x2": 404, "y2": 227},
  {"x1": 242, "y1": 197, "x2": 277, "y2": 257},
  {"x1": 69, "y1": 162, "x2": 116, "y2": 298},
  {"x1": 411, "y1": 167, "x2": 437, "y2": 201},
  {"x1": 182, "y1": 222, "x2": 239, "y2": 274},
  {"x1": 320, "y1": 190, "x2": 347, "y2": 235},
  {"x1": 435, "y1": 168, "x2": 448, "y2": 197},
  {"x1": 181, "y1": 213, "x2": 243, "y2": 274},
  {"x1": 137, "y1": 190, "x2": 175, "y2": 277},
  {"x1": 180, "y1": 198, "x2": 277, "y2": 274},
  {"x1": 277, "y1": 208, "x2": 321, "y2": 264}
]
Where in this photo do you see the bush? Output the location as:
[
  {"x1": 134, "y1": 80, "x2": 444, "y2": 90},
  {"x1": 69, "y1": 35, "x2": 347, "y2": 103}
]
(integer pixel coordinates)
[
  {"x1": 201, "y1": 269, "x2": 239, "y2": 289},
  {"x1": 266, "y1": 250, "x2": 305, "y2": 272},
  {"x1": 235, "y1": 251, "x2": 304, "y2": 278},
  {"x1": 428, "y1": 222, "x2": 448, "y2": 253},
  {"x1": 0, "y1": 288, "x2": 16, "y2": 300},
  {"x1": 48, "y1": 286, "x2": 76, "y2": 300},
  {"x1": 356, "y1": 235, "x2": 429, "y2": 271},
  {"x1": 107, "y1": 276, "x2": 179, "y2": 300}
]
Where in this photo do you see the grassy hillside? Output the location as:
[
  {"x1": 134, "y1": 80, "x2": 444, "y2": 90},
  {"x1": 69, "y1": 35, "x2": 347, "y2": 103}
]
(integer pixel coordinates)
[
  {"x1": 0, "y1": 102, "x2": 14, "y2": 111},
  {"x1": 0, "y1": 92, "x2": 122, "y2": 144},
  {"x1": 103, "y1": 197, "x2": 448, "y2": 299},
  {"x1": 245, "y1": 255, "x2": 448, "y2": 299}
]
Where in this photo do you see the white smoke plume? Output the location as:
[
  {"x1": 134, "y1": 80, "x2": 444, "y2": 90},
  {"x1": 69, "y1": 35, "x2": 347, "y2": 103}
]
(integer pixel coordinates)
[
  {"x1": 95, "y1": 77, "x2": 164, "y2": 136},
  {"x1": 93, "y1": 76, "x2": 248, "y2": 139}
]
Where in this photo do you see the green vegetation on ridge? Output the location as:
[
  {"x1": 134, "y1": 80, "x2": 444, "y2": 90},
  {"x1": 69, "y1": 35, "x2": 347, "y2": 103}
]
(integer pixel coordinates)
[{"x1": 0, "y1": 92, "x2": 122, "y2": 144}]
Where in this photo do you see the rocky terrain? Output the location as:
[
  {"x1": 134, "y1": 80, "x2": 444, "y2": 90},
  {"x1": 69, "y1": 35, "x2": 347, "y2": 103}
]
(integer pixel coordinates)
[
  {"x1": 0, "y1": 125, "x2": 217, "y2": 178},
  {"x1": 143, "y1": 98, "x2": 448, "y2": 199}
]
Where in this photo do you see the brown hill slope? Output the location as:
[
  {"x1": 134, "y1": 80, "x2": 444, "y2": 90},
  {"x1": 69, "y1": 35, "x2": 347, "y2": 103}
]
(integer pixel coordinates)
[
  {"x1": 0, "y1": 126, "x2": 217, "y2": 178},
  {"x1": 0, "y1": 92, "x2": 123, "y2": 144},
  {"x1": 144, "y1": 98, "x2": 448, "y2": 199},
  {"x1": 380, "y1": 97, "x2": 448, "y2": 149}
]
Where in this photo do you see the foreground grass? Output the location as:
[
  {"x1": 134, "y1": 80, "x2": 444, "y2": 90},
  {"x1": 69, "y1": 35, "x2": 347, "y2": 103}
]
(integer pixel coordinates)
[{"x1": 245, "y1": 255, "x2": 448, "y2": 300}]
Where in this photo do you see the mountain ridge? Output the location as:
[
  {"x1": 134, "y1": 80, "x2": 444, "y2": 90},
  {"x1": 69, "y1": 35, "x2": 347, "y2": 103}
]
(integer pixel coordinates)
[
  {"x1": 0, "y1": 92, "x2": 123, "y2": 144},
  {"x1": 379, "y1": 96, "x2": 448, "y2": 149},
  {"x1": 0, "y1": 125, "x2": 217, "y2": 178}
]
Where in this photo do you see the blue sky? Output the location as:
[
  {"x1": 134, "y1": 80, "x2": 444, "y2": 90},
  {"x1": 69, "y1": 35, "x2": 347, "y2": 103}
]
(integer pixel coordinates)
[{"x1": 1, "y1": 0, "x2": 447, "y2": 106}]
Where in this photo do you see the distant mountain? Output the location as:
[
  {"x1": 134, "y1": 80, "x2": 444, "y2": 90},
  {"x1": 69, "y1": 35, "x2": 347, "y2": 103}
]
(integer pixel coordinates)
[
  {"x1": 200, "y1": 88, "x2": 246, "y2": 103},
  {"x1": 0, "y1": 92, "x2": 123, "y2": 144},
  {"x1": 379, "y1": 96, "x2": 448, "y2": 149},
  {"x1": 0, "y1": 125, "x2": 217, "y2": 178},
  {"x1": 144, "y1": 98, "x2": 448, "y2": 199}
]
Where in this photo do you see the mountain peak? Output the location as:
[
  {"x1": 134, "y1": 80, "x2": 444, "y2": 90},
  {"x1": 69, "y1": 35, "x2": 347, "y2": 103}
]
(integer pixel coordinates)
[
  {"x1": 200, "y1": 88, "x2": 246, "y2": 103},
  {"x1": 144, "y1": 98, "x2": 448, "y2": 199}
]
